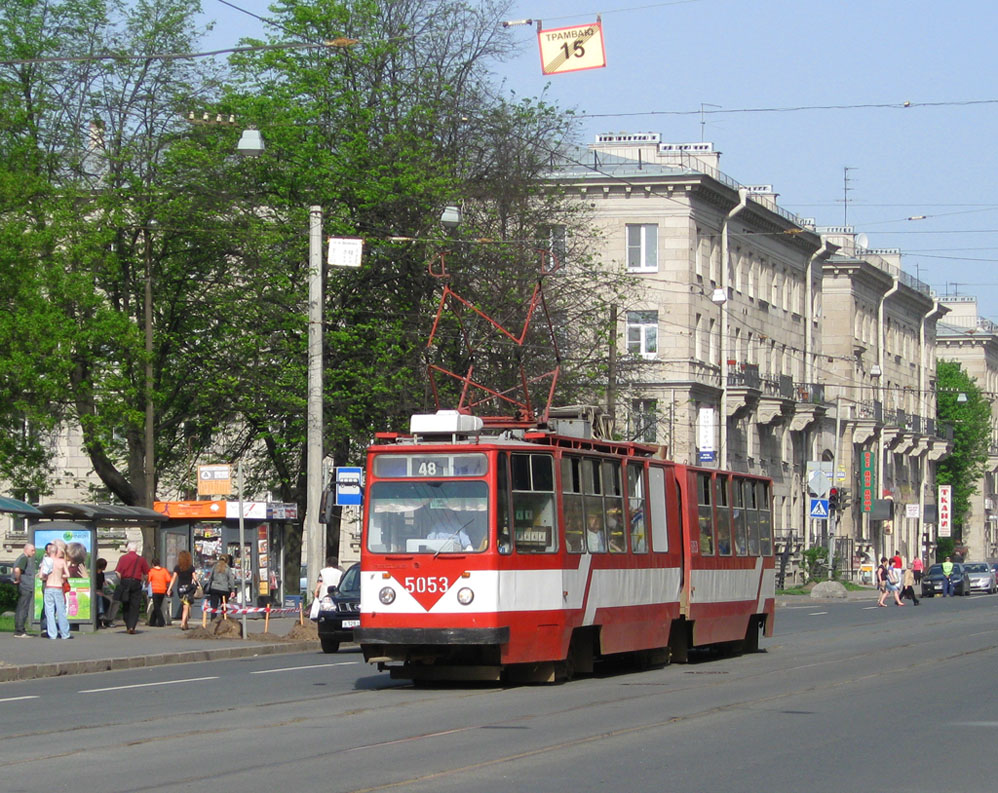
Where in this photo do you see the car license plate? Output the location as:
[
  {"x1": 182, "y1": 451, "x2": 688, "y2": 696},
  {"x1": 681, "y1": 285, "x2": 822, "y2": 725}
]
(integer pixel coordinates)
[{"x1": 341, "y1": 619, "x2": 360, "y2": 629}]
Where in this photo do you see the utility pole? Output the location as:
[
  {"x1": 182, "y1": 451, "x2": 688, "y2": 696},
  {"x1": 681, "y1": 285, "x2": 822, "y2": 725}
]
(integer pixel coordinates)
[{"x1": 305, "y1": 206, "x2": 324, "y2": 601}]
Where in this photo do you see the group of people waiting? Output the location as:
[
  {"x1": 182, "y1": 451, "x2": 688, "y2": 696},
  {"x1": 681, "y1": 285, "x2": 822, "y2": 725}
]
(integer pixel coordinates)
[
  {"x1": 10, "y1": 540, "x2": 240, "y2": 636},
  {"x1": 877, "y1": 551, "x2": 924, "y2": 607}
]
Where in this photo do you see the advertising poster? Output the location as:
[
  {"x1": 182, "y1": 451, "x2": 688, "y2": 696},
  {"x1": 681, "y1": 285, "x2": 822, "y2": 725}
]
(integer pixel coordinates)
[{"x1": 32, "y1": 526, "x2": 94, "y2": 623}]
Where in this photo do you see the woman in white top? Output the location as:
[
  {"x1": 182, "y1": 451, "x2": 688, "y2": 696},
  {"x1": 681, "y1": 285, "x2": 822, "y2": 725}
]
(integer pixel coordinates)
[{"x1": 314, "y1": 557, "x2": 343, "y2": 599}]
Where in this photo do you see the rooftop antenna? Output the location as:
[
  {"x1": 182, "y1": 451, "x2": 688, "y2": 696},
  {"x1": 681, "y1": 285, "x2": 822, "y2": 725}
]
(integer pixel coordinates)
[
  {"x1": 842, "y1": 166, "x2": 855, "y2": 226},
  {"x1": 700, "y1": 103, "x2": 721, "y2": 142}
]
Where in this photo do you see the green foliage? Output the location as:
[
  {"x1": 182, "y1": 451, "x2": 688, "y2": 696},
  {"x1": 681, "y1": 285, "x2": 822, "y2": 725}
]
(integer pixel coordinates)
[
  {"x1": 0, "y1": 582, "x2": 18, "y2": 614},
  {"x1": 935, "y1": 361, "x2": 991, "y2": 536},
  {"x1": 934, "y1": 537, "x2": 955, "y2": 563},
  {"x1": 0, "y1": 0, "x2": 614, "y2": 580}
]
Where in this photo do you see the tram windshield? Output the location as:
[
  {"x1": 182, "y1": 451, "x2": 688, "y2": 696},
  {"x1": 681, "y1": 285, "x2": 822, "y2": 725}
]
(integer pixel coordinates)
[{"x1": 366, "y1": 480, "x2": 489, "y2": 554}]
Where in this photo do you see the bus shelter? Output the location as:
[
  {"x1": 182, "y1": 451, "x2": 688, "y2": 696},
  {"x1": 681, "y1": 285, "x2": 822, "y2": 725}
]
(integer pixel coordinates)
[
  {"x1": 29, "y1": 503, "x2": 167, "y2": 632},
  {"x1": 153, "y1": 500, "x2": 300, "y2": 608}
]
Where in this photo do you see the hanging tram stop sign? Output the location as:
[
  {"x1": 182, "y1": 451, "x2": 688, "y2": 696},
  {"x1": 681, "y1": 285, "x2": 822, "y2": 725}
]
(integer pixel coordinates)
[{"x1": 537, "y1": 18, "x2": 606, "y2": 75}]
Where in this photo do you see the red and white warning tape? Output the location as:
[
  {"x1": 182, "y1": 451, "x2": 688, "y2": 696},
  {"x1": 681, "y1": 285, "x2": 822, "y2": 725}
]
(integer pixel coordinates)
[{"x1": 200, "y1": 603, "x2": 302, "y2": 617}]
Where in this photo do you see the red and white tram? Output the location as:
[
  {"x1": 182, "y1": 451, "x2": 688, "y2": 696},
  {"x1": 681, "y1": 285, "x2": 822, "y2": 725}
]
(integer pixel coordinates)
[{"x1": 356, "y1": 409, "x2": 775, "y2": 682}]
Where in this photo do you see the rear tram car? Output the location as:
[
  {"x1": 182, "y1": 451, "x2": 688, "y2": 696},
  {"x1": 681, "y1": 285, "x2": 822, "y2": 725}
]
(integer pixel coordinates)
[{"x1": 356, "y1": 410, "x2": 775, "y2": 682}]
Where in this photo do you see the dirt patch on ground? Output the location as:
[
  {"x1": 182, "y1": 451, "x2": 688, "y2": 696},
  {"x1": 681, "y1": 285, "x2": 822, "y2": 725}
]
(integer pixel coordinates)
[{"x1": 183, "y1": 618, "x2": 318, "y2": 642}]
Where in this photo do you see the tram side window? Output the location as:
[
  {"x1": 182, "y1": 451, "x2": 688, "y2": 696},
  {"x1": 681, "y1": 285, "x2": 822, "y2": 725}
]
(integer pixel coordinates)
[
  {"x1": 757, "y1": 481, "x2": 773, "y2": 556},
  {"x1": 746, "y1": 478, "x2": 760, "y2": 555},
  {"x1": 496, "y1": 453, "x2": 512, "y2": 554},
  {"x1": 511, "y1": 453, "x2": 557, "y2": 553},
  {"x1": 583, "y1": 458, "x2": 607, "y2": 553},
  {"x1": 648, "y1": 466, "x2": 668, "y2": 552},
  {"x1": 561, "y1": 457, "x2": 584, "y2": 553},
  {"x1": 733, "y1": 479, "x2": 748, "y2": 555},
  {"x1": 626, "y1": 462, "x2": 649, "y2": 553},
  {"x1": 696, "y1": 473, "x2": 714, "y2": 555},
  {"x1": 715, "y1": 475, "x2": 732, "y2": 555},
  {"x1": 603, "y1": 460, "x2": 626, "y2": 553}
]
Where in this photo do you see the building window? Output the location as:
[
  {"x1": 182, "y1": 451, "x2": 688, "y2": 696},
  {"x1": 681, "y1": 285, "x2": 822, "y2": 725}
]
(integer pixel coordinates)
[
  {"x1": 626, "y1": 223, "x2": 658, "y2": 272},
  {"x1": 626, "y1": 310, "x2": 658, "y2": 358},
  {"x1": 631, "y1": 399, "x2": 658, "y2": 443}
]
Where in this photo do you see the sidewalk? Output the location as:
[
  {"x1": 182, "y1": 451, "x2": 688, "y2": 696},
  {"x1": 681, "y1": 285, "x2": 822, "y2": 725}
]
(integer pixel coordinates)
[{"x1": 0, "y1": 616, "x2": 320, "y2": 683}]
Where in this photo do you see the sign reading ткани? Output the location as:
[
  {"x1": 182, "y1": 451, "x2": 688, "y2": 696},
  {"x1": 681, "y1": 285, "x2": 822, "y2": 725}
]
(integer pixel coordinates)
[{"x1": 537, "y1": 21, "x2": 606, "y2": 75}]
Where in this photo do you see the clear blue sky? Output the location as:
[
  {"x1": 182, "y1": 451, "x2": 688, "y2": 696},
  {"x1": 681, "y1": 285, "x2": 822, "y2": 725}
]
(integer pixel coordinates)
[{"x1": 198, "y1": 0, "x2": 998, "y2": 322}]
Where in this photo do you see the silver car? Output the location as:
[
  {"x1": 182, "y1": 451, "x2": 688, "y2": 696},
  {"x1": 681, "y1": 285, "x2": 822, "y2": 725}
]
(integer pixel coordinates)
[{"x1": 962, "y1": 562, "x2": 997, "y2": 594}]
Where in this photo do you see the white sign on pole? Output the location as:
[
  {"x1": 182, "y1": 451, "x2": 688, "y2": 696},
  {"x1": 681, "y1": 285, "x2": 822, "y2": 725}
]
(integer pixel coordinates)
[
  {"x1": 537, "y1": 21, "x2": 606, "y2": 75},
  {"x1": 327, "y1": 237, "x2": 364, "y2": 267},
  {"x1": 905, "y1": 503, "x2": 920, "y2": 519},
  {"x1": 698, "y1": 407, "x2": 716, "y2": 454},
  {"x1": 938, "y1": 484, "x2": 952, "y2": 537}
]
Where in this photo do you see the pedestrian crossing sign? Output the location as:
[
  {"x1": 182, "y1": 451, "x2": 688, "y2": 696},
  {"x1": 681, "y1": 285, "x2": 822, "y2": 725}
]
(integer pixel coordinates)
[{"x1": 809, "y1": 498, "x2": 829, "y2": 519}]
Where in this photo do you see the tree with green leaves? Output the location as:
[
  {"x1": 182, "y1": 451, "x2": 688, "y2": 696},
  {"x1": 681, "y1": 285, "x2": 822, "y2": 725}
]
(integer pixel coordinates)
[{"x1": 935, "y1": 359, "x2": 991, "y2": 541}]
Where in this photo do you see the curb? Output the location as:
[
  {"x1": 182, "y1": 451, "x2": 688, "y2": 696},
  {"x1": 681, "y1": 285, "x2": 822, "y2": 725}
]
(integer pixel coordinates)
[{"x1": 0, "y1": 640, "x2": 318, "y2": 683}]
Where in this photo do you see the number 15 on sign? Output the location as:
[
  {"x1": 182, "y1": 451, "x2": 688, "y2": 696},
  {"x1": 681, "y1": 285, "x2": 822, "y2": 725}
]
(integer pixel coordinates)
[{"x1": 538, "y1": 20, "x2": 606, "y2": 75}]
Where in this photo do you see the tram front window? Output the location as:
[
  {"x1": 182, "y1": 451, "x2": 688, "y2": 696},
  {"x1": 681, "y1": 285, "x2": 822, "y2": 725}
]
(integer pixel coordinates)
[{"x1": 366, "y1": 480, "x2": 489, "y2": 554}]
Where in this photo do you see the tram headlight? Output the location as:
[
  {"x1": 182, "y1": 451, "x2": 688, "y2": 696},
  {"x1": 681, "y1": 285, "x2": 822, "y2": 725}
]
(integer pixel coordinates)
[
  {"x1": 456, "y1": 587, "x2": 474, "y2": 606},
  {"x1": 378, "y1": 586, "x2": 396, "y2": 605}
]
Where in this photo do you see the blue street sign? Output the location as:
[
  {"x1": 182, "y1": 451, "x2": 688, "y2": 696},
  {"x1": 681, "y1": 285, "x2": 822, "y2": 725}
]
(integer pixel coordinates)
[
  {"x1": 809, "y1": 498, "x2": 829, "y2": 519},
  {"x1": 335, "y1": 466, "x2": 364, "y2": 506},
  {"x1": 698, "y1": 450, "x2": 716, "y2": 464}
]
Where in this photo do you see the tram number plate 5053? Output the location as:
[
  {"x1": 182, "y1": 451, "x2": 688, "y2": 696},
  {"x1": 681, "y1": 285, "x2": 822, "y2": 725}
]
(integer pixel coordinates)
[{"x1": 404, "y1": 576, "x2": 450, "y2": 594}]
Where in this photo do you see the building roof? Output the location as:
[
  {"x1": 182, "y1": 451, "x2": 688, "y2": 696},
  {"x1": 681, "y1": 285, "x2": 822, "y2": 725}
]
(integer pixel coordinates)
[
  {"x1": 34, "y1": 503, "x2": 167, "y2": 523},
  {"x1": 0, "y1": 496, "x2": 43, "y2": 515}
]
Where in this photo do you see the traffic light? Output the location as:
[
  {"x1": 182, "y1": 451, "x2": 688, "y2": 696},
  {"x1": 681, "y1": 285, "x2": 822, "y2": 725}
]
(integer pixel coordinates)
[{"x1": 828, "y1": 488, "x2": 839, "y2": 512}]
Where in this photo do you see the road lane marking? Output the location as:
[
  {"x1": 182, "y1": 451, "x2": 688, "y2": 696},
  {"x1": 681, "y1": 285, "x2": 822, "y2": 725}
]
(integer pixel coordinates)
[
  {"x1": 251, "y1": 661, "x2": 358, "y2": 674},
  {"x1": 0, "y1": 695, "x2": 39, "y2": 703},
  {"x1": 79, "y1": 676, "x2": 218, "y2": 694},
  {"x1": 809, "y1": 611, "x2": 828, "y2": 615}
]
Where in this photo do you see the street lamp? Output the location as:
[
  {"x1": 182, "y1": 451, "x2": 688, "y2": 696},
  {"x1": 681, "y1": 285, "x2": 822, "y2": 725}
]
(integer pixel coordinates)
[{"x1": 238, "y1": 128, "x2": 324, "y2": 607}]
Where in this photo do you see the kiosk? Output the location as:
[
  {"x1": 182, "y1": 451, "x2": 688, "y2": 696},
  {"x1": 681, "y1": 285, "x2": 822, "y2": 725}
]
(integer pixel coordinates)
[{"x1": 154, "y1": 500, "x2": 300, "y2": 608}]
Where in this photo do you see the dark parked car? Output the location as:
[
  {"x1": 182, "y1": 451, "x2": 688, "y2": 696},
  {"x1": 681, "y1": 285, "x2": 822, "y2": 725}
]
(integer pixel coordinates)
[
  {"x1": 962, "y1": 562, "x2": 997, "y2": 594},
  {"x1": 316, "y1": 562, "x2": 360, "y2": 653},
  {"x1": 921, "y1": 563, "x2": 971, "y2": 597},
  {"x1": 0, "y1": 563, "x2": 15, "y2": 585}
]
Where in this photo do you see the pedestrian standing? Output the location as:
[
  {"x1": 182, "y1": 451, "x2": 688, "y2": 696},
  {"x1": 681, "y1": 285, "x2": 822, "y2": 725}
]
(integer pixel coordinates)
[
  {"x1": 901, "y1": 564, "x2": 920, "y2": 605},
  {"x1": 146, "y1": 558, "x2": 171, "y2": 627},
  {"x1": 115, "y1": 541, "x2": 150, "y2": 634},
  {"x1": 912, "y1": 556, "x2": 924, "y2": 585},
  {"x1": 42, "y1": 545, "x2": 72, "y2": 639},
  {"x1": 891, "y1": 550, "x2": 903, "y2": 579},
  {"x1": 941, "y1": 555, "x2": 955, "y2": 597},
  {"x1": 12, "y1": 543, "x2": 36, "y2": 637}
]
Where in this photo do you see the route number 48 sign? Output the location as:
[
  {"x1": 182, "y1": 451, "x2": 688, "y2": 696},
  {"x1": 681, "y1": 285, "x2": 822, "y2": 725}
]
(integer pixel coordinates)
[{"x1": 538, "y1": 20, "x2": 606, "y2": 75}]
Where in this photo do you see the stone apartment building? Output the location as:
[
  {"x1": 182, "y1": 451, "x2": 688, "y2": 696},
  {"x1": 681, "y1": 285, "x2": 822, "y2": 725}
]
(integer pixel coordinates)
[
  {"x1": 547, "y1": 133, "x2": 952, "y2": 571},
  {"x1": 936, "y1": 296, "x2": 998, "y2": 559},
  {"x1": 817, "y1": 230, "x2": 950, "y2": 568}
]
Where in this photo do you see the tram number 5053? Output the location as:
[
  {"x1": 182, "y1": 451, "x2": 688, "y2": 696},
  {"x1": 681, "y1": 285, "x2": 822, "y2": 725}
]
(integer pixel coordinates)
[{"x1": 404, "y1": 576, "x2": 450, "y2": 594}]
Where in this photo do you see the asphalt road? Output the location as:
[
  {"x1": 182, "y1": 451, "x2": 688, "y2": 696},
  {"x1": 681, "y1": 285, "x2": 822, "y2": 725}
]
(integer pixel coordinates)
[{"x1": 3, "y1": 594, "x2": 997, "y2": 793}]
